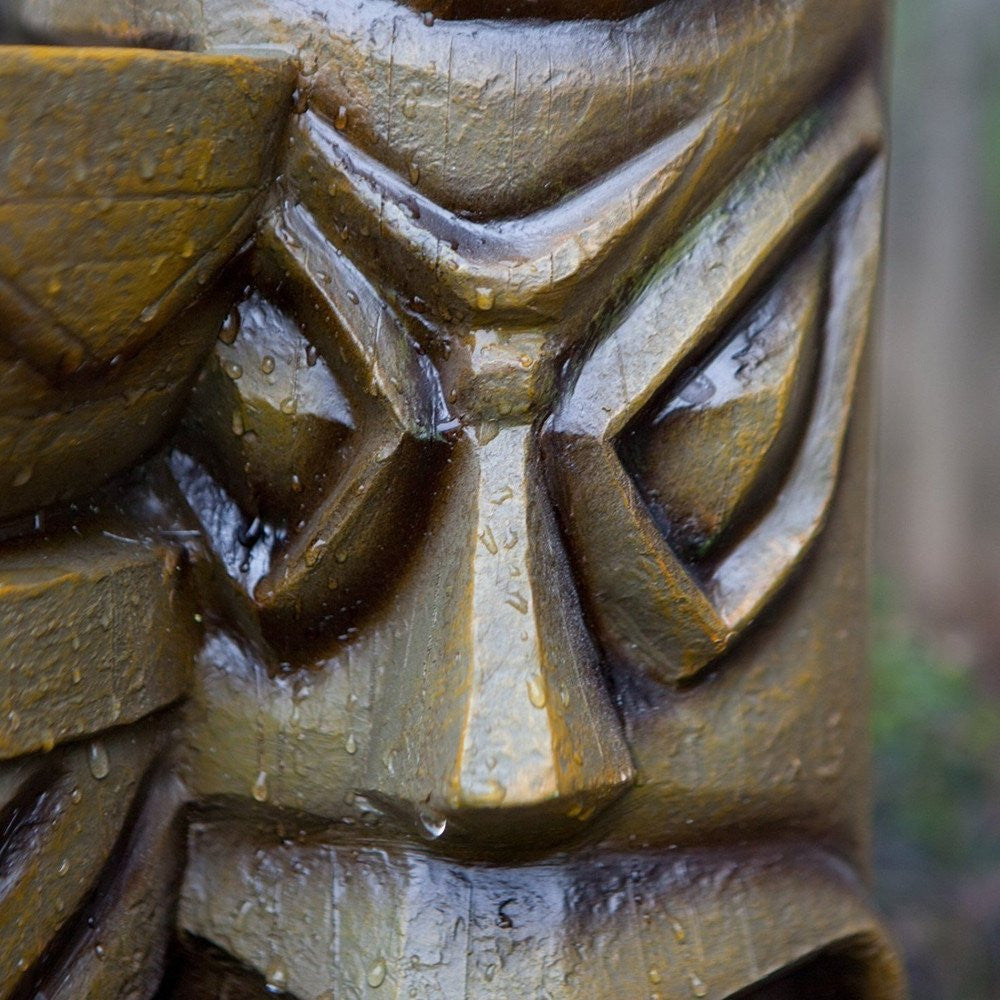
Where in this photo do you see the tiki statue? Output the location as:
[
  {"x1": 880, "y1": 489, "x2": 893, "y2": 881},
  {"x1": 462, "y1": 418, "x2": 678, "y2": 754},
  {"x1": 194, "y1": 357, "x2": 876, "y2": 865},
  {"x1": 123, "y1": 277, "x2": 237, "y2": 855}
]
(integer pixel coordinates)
[{"x1": 0, "y1": 1, "x2": 904, "y2": 996}]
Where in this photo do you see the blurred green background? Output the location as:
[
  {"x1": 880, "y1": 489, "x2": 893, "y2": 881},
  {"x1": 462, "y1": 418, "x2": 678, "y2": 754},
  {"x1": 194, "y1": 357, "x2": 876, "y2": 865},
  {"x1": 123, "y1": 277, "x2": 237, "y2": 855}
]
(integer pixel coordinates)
[
  {"x1": 871, "y1": 584, "x2": 1000, "y2": 997},
  {"x1": 876, "y1": 0, "x2": 1000, "y2": 996}
]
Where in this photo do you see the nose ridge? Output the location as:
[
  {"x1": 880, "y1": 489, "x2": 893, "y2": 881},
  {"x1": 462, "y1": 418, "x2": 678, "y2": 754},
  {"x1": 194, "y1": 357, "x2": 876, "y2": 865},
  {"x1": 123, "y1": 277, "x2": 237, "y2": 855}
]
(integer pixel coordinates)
[{"x1": 363, "y1": 424, "x2": 634, "y2": 843}]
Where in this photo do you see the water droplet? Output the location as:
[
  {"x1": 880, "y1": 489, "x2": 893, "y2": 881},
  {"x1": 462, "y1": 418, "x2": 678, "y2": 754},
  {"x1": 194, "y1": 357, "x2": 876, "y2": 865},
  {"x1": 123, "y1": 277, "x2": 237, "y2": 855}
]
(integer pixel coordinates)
[
  {"x1": 367, "y1": 958, "x2": 387, "y2": 988},
  {"x1": 87, "y1": 741, "x2": 110, "y2": 780},
  {"x1": 260, "y1": 355, "x2": 276, "y2": 375},
  {"x1": 57, "y1": 857, "x2": 70, "y2": 877},
  {"x1": 422, "y1": 10, "x2": 435, "y2": 25},
  {"x1": 46, "y1": 275, "x2": 62, "y2": 297},
  {"x1": 689, "y1": 973, "x2": 707, "y2": 997},
  {"x1": 233, "y1": 899, "x2": 254, "y2": 931},
  {"x1": 265, "y1": 956, "x2": 288, "y2": 992},
  {"x1": 232, "y1": 410, "x2": 245, "y2": 436},
  {"x1": 94, "y1": 943, "x2": 106, "y2": 959},
  {"x1": 479, "y1": 526, "x2": 499, "y2": 555},
  {"x1": 334, "y1": 105, "x2": 348, "y2": 130},
  {"x1": 671, "y1": 916, "x2": 686, "y2": 943},
  {"x1": 527, "y1": 676, "x2": 546, "y2": 709},
  {"x1": 345, "y1": 733, "x2": 357, "y2": 755},
  {"x1": 137, "y1": 151, "x2": 156, "y2": 180},
  {"x1": 304, "y1": 538, "x2": 326, "y2": 567},
  {"x1": 474, "y1": 286, "x2": 495, "y2": 311},
  {"x1": 41, "y1": 730, "x2": 56, "y2": 753},
  {"x1": 220, "y1": 309, "x2": 240, "y2": 344},
  {"x1": 490, "y1": 485, "x2": 515, "y2": 505},
  {"x1": 70, "y1": 787, "x2": 82, "y2": 804},
  {"x1": 306, "y1": 344, "x2": 319, "y2": 367},
  {"x1": 252, "y1": 770, "x2": 269, "y2": 802},
  {"x1": 418, "y1": 807, "x2": 447, "y2": 840},
  {"x1": 648, "y1": 968, "x2": 662, "y2": 985},
  {"x1": 13, "y1": 466, "x2": 32, "y2": 487},
  {"x1": 408, "y1": 161, "x2": 420, "y2": 185},
  {"x1": 180, "y1": 238, "x2": 196, "y2": 259},
  {"x1": 280, "y1": 397, "x2": 297, "y2": 415},
  {"x1": 223, "y1": 361, "x2": 243, "y2": 380}
]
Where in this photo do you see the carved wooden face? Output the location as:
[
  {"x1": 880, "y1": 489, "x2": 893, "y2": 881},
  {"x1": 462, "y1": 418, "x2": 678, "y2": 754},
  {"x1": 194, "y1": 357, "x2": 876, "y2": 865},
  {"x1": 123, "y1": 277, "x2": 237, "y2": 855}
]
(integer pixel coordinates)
[{"x1": 0, "y1": 1, "x2": 904, "y2": 997}]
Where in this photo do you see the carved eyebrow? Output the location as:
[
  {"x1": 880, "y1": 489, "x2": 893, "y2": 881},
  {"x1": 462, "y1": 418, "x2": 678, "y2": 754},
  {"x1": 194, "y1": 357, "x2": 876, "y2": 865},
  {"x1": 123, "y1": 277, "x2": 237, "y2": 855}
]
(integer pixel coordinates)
[
  {"x1": 552, "y1": 76, "x2": 883, "y2": 441},
  {"x1": 284, "y1": 70, "x2": 881, "y2": 350},
  {"x1": 258, "y1": 199, "x2": 449, "y2": 439},
  {"x1": 286, "y1": 106, "x2": 709, "y2": 334}
]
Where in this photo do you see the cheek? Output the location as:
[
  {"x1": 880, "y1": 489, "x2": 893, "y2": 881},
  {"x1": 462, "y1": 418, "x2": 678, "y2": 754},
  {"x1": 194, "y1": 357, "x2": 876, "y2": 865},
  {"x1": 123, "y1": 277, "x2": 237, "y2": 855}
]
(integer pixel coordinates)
[{"x1": 609, "y1": 373, "x2": 873, "y2": 856}]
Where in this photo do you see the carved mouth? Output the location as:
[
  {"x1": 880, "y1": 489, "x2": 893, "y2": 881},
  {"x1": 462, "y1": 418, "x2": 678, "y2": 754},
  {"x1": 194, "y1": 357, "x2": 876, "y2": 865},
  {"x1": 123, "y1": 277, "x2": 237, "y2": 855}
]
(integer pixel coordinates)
[{"x1": 178, "y1": 818, "x2": 902, "y2": 1000}]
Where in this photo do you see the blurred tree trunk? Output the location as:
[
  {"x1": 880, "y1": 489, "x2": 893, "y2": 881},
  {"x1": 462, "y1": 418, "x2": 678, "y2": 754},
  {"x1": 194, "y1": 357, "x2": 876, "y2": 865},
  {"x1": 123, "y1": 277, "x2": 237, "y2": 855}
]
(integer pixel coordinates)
[{"x1": 879, "y1": 0, "x2": 1000, "y2": 668}]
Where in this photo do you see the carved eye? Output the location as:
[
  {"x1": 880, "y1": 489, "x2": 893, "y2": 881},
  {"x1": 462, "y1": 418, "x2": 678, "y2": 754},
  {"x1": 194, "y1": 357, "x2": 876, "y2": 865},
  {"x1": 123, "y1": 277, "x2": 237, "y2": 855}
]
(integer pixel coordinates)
[
  {"x1": 618, "y1": 236, "x2": 827, "y2": 565},
  {"x1": 171, "y1": 203, "x2": 452, "y2": 653},
  {"x1": 178, "y1": 292, "x2": 358, "y2": 549},
  {"x1": 543, "y1": 82, "x2": 883, "y2": 686}
]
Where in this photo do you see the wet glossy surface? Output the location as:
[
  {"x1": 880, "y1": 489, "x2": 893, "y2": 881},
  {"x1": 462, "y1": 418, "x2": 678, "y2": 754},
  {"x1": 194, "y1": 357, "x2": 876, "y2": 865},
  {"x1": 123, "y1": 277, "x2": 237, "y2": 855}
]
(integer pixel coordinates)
[{"x1": 0, "y1": 0, "x2": 901, "y2": 995}]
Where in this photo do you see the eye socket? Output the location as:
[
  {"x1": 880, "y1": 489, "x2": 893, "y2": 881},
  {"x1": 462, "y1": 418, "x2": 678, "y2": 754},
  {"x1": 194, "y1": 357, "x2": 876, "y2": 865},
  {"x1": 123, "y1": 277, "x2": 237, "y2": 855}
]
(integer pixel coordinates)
[
  {"x1": 170, "y1": 212, "x2": 453, "y2": 657},
  {"x1": 180, "y1": 290, "x2": 359, "y2": 537},
  {"x1": 618, "y1": 235, "x2": 828, "y2": 566},
  {"x1": 541, "y1": 83, "x2": 884, "y2": 687},
  {"x1": 170, "y1": 288, "x2": 371, "y2": 609}
]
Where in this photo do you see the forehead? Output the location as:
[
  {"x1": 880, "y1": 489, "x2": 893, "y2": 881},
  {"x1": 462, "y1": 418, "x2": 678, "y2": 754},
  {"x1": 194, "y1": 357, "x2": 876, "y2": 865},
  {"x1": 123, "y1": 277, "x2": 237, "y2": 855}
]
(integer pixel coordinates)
[{"x1": 27, "y1": 0, "x2": 873, "y2": 215}]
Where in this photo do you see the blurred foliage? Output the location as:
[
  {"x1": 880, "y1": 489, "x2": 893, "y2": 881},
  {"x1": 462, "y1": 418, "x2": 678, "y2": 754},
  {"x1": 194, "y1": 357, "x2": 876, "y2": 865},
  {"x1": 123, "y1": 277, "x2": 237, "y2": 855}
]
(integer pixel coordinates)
[{"x1": 871, "y1": 581, "x2": 1000, "y2": 1000}]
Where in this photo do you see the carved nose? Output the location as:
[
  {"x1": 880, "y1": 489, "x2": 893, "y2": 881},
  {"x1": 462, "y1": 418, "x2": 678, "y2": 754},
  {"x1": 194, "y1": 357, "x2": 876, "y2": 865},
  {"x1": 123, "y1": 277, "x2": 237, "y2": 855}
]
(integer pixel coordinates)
[{"x1": 362, "y1": 424, "x2": 634, "y2": 846}]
